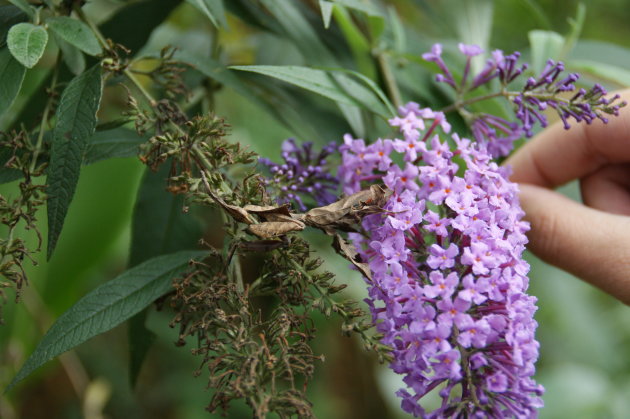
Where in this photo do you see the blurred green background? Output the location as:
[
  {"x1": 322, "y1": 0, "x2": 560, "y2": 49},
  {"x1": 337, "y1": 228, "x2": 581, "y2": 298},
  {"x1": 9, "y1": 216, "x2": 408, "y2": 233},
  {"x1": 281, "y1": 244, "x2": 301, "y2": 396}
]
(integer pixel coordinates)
[{"x1": 2, "y1": 0, "x2": 630, "y2": 418}]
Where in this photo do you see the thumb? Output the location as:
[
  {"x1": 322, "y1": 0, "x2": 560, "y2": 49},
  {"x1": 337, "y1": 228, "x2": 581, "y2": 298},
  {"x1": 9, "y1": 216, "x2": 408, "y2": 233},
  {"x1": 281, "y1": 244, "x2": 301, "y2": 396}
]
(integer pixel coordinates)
[{"x1": 518, "y1": 184, "x2": 630, "y2": 304}]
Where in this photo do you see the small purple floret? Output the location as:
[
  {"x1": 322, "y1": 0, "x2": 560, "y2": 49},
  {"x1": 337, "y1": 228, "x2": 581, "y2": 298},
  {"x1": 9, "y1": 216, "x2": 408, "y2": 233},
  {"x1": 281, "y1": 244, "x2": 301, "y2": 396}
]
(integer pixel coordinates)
[{"x1": 260, "y1": 138, "x2": 338, "y2": 211}]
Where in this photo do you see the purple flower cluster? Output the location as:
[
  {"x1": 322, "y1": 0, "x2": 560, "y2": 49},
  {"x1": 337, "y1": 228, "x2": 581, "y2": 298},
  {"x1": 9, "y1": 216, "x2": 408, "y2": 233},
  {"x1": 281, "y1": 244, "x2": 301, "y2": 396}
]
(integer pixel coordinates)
[
  {"x1": 259, "y1": 138, "x2": 338, "y2": 211},
  {"x1": 340, "y1": 103, "x2": 544, "y2": 417},
  {"x1": 424, "y1": 43, "x2": 626, "y2": 157}
]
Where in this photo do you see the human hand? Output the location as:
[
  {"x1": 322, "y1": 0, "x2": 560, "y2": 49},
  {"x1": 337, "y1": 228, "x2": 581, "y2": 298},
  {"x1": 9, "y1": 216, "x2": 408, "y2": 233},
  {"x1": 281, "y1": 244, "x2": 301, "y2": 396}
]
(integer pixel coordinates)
[{"x1": 507, "y1": 90, "x2": 630, "y2": 304}]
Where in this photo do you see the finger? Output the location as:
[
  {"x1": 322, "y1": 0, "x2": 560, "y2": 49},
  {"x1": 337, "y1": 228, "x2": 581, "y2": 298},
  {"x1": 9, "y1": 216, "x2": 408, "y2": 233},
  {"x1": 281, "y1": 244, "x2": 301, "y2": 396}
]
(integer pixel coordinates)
[
  {"x1": 581, "y1": 163, "x2": 630, "y2": 216},
  {"x1": 519, "y1": 184, "x2": 630, "y2": 304},
  {"x1": 507, "y1": 89, "x2": 630, "y2": 187}
]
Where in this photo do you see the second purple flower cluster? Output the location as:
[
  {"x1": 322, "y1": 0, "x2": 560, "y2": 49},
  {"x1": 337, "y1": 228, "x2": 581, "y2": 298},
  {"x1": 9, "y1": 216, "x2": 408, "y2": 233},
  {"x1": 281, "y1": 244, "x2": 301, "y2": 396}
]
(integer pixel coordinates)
[{"x1": 340, "y1": 103, "x2": 544, "y2": 417}]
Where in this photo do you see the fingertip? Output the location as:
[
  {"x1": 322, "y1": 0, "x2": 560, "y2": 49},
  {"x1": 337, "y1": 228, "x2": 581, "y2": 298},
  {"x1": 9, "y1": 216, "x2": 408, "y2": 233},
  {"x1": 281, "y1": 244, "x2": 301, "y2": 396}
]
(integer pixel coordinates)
[{"x1": 518, "y1": 184, "x2": 630, "y2": 304}]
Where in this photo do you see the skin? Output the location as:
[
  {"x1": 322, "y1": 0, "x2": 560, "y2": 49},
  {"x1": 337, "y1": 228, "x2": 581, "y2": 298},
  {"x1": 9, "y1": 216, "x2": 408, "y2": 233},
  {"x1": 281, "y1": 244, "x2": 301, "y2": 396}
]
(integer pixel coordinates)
[{"x1": 506, "y1": 90, "x2": 630, "y2": 305}]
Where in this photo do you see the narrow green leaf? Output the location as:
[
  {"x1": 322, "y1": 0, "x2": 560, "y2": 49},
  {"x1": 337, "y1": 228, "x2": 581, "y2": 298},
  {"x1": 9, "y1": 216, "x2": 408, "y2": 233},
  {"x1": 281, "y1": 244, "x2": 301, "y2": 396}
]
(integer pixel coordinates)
[
  {"x1": 6, "y1": 250, "x2": 207, "y2": 392},
  {"x1": 186, "y1": 0, "x2": 227, "y2": 28},
  {"x1": 0, "y1": 47, "x2": 26, "y2": 116},
  {"x1": 84, "y1": 128, "x2": 147, "y2": 165},
  {"x1": 0, "y1": 5, "x2": 28, "y2": 47},
  {"x1": 46, "y1": 16, "x2": 102, "y2": 56},
  {"x1": 569, "y1": 60, "x2": 630, "y2": 88},
  {"x1": 319, "y1": 0, "x2": 334, "y2": 28},
  {"x1": 453, "y1": 0, "x2": 493, "y2": 50},
  {"x1": 175, "y1": 50, "x2": 313, "y2": 136},
  {"x1": 230, "y1": 65, "x2": 390, "y2": 117},
  {"x1": 128, "y1": 310, "x2": 155, "y2": 387},
  {"x1": 570, "y1": 40, "x2": 630, "y2": 70},
  {"x1": 47, "y1": 64, "x2": 103, "y2": 260},
  {"x1": 54, "y1": 34, "x2": 85, "y2": 75},
  {"x1": 561, "y1": 3, "x2": 586, "y2": 60},
  {"x1": 387, "y1": 6, "x2": 406, "y2": 53},
  {"x1": 337, "y1": 102, "x2": 365, "y2": 138},
  {"x1": 529, "y1": 30, "x2": 564, "y2": 74},
  {"x1": 231, "y1": 66, "x2": 345, "y2": 102},
  {"x1": 260, "y1": 0, "x2": 335, "y2": 65},
  {"x1": 7, "y1": 23, "x2": 48, "y2": 68},
  {"x1": 447, "y1": 0, "x2": 493, "y2": 73},
  {"x1": 332, "y1": 71, "x2": 391, "y2": 117},
  {"x1": 332, "y1": 5, "x2": 376, "y2": 79},
  {"x1": 332, "y1": 0, "x2": 384, "y2": 18}
]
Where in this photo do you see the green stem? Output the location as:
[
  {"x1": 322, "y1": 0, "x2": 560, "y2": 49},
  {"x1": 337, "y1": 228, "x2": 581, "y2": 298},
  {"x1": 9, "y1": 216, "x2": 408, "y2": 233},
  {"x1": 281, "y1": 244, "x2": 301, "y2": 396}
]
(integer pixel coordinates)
[
  {"x1": 442, "y1": 91, "x2": 505, "y2": 113},
  {"x1": 461, "y1": 346, "x2": 483, "y2": 409},
  {"x1": 29, "y1": 58, "x2": 60, "y2": 173},
  {"x1": 442, "y1": 88, "x2": 579, "y2": 114},
  {"x1": 125, "y1": 70, "x2": 157, "y2": 107},
  {"x1": 218, "y1": 211, "x2": 244, "y2": 293},
  {"x1": 75, "y1": 6, "x2": 158, "y2": 108}
]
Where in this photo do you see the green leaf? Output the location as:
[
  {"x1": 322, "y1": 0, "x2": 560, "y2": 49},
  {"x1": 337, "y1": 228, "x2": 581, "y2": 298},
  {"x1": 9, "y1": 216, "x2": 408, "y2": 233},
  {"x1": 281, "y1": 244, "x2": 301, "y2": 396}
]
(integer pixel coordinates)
[
  {"x1": 529, "y1": 30, "x2": 564, "y2": 74},
  {"x1": 54, "y1": 34, "x2": 85, "y2": 75},
  {"x1": 84, "y1": 128, "x2": 147, "y2": 165},
  {"x1": 561, "y1": 3, "x2": 586, "y2": 60},
  {"x1": 260, "y1": 0, "x2": 335, "y2": 65},
  {"x1": 46, "y1": 16, "x2": 102, "y2": 56},
  {"x1": 570, "y1": 40, "x2": 630, "y2": 70},
  {"x1": 0, "y1": 5, "x2": 28, "y2": 47},
  {"x1": 47, "y1": 64, "x2": 103, "y2": 260},
  {"x1": 337, "y1": 102, "x2": 365, "y2": 138},
  {"x1": 569, "y1": 60, "x2": 630, "y2": 88},
  {"x1": 7, "y1": 23, "x2": 48, "y2": 68},
  {"x1": 175, "y1": 50, "x2": 313, "y2": 136},
  {"x1": 386, "y1": 6, "x2": 405, "y2": 53},
  {"x1": 186, "y1": 0, "x2": 227, "y2": 28},
  {"x1": 230, "y1": 65, "x2": 391, "y2": 117},
  {"x1": 0, "y1": 47, "x2": 26, "y2": 116},
  {"x1": 330, "y1": 68, "x2": 396, "y2": 116},
  {"x1": 6, "y1": 250, "x2": 207, "y2": 392},
  {"x1": 446, "y1": 0, "x2": 493, "y2": 74},
  {"x1": 332, "y1": 5, "x2": 376, "y2": 79},
  {"x1": 319, "y1": 0, "x2": 333, "y2": 28},
  {"x1": 128, "y1": 310, "x2": 155, "y2": 387},
  {"x1": 332, "y1": 0, "x2": 384, "y2": 18}
]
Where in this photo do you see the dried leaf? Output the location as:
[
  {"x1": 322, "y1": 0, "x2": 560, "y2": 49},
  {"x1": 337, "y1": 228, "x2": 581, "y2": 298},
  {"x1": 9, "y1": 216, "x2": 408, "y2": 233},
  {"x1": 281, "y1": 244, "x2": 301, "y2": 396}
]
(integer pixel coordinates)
[
  {"x1": 201, "y1": 173, "x2": 255, "y2": 224},
  {"x1": 332, "y1": 234, "x2": 372, "y2": 281},
  {"x1": 242, "y1": 204, "x2": 291, "y2": 217},
  {"x1": 259, "y1": 213, "x2": 300, "y2": 223},
  {"x1": 304, "y1": 185, "x2": 390, "y2": 227},
  {"x1": 247, "y1": 220, "x2": 305, "y2": 239},
  {"x1": 218, "y1": 199, "x2": 255, "y2": 225}
]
